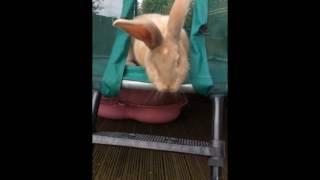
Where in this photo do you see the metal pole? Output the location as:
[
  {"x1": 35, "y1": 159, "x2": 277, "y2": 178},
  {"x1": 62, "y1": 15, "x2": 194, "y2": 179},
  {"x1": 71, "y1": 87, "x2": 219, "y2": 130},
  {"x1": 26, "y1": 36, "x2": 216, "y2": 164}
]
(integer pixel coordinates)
[
  {"x1": 92, "y1": 90, "x2": 101, "y2": 132},
  {"x1": 210, "y1": 95, "x2": 224, "y2": 180},
  {"x1": 213, "y1": 96, "x2": 223, "y2": 140}
]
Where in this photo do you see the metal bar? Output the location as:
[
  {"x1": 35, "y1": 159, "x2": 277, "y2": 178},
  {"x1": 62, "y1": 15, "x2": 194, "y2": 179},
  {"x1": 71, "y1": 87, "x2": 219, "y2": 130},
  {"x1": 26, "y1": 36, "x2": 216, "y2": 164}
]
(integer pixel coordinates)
[
  {"x1": 92, "y1": 90, "x2": 101, "y2": 132},
  {"x1": 92, "y1": 132, "x2": 216, "y2": 156},
  {"x1": 209, "y1": 95, "x2": 225, "y2": 180},
  {"x1": 213, "y1": 96, "x2": 224, "y2": 140},
  {"x1": 121, "y1": 80, "x2": 195, "y2": 93},
  {"x1": 211, "y1": 168, "x2": 220, "y2": 180}
]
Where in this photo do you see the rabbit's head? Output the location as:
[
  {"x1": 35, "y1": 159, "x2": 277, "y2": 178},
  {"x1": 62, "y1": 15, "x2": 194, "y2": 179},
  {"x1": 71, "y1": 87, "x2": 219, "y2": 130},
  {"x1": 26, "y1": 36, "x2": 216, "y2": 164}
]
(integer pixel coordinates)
[{"x1": 113, "y1": 0, "x2": 192, "y2": 92}]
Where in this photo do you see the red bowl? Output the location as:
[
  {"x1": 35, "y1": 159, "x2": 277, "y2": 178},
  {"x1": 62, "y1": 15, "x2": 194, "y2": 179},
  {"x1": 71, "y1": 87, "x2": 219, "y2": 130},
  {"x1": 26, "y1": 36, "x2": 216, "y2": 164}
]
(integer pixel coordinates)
[
  {"x1": 98, "y1": 98, "x2": 127, "y2": 120},
  {"x1": 97, "y1": 88, "x2": 188, "y2": 124},
  {"x1": 117, "y1": 88, "x2": 185, "y2": 106}
]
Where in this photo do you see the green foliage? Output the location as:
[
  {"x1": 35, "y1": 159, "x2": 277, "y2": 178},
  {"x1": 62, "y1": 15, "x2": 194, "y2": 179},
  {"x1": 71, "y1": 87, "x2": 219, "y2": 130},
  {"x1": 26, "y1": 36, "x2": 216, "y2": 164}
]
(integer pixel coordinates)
[
  {"x1": 139, "y1": 0, "x2": 193, "y2": 34},
  {"x1": 141, "y1": 0, "x2": 173, "y2": 14}
]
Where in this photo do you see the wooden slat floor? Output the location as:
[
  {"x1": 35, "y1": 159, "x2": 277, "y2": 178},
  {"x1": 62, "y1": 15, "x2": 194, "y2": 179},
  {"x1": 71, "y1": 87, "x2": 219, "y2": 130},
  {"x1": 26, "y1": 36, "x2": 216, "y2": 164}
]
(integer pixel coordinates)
[{"x1": 93, "y1": 94, "x2": 228, "y2": 180}]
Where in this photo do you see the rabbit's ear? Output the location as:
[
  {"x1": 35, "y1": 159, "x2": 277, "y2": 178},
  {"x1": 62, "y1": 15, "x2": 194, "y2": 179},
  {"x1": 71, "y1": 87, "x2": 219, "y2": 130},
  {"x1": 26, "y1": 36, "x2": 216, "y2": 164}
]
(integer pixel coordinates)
[
  {"x1": 113, "y1": 19, "x2": 163, "y2": 49},
  {"x1": 166, "y1": 0, "x2": 192, "y2": 40}
]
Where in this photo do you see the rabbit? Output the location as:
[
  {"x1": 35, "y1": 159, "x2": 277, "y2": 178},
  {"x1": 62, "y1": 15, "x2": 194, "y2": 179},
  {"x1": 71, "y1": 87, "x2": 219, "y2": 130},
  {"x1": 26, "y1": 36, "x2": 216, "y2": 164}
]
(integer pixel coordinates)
[{"x1": 112, "y1": 0, "x2": 192, "y2": 93}]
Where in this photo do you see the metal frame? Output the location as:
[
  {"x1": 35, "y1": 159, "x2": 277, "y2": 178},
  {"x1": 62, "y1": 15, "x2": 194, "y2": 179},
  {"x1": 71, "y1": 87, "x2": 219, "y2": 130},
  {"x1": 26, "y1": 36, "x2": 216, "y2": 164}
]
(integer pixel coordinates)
[
  {"x1": 121, "y1": 80, "x2": 195, "y2": 93},
  {"x1": 92, "y1": 90, "x2": 101, "y2": 132},
  {"x1": 209, "y1": 95, "x2": 225, "y2": 180},
  {"x1": 92, "y1": 80, "x2": 226, "y2": 180}
]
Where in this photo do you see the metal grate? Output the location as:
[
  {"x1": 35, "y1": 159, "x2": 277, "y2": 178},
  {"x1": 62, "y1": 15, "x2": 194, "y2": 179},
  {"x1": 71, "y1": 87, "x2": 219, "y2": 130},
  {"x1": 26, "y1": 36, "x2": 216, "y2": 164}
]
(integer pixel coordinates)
[
  {"x1": 93, "y1": 131, "x2": 218, "y2": 156},
  {"x1": 99, "y1": 132, "x2": 209, "y2": 145}
]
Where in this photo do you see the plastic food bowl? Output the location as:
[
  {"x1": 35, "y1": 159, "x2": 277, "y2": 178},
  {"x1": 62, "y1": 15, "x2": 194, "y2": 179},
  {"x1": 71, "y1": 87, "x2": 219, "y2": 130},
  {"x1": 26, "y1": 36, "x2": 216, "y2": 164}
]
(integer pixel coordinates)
[{"x1": 98, "y1": 88, "x2": 188, "y2": 124}]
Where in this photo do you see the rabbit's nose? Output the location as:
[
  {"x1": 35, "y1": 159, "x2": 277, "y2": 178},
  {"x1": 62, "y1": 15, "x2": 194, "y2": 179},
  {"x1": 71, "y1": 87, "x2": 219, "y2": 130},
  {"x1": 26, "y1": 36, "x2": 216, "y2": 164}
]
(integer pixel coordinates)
[
  {"x1": 159, "y1": 87, "x2": 169, "y2": 92},
  {"x1": 168, "y1": 86, "x2": 179, "y2": 93},
  {"x1": 156, "y1": 83, "x2": 170, "y2": 92}
]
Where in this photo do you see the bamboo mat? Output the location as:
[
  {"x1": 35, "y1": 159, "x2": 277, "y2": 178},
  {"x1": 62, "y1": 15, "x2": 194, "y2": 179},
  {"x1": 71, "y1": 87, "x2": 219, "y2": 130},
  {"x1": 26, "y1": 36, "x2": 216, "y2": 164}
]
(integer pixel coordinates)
[{"x1": 93, "y1": 94, "x2": 228, "y2": 180}]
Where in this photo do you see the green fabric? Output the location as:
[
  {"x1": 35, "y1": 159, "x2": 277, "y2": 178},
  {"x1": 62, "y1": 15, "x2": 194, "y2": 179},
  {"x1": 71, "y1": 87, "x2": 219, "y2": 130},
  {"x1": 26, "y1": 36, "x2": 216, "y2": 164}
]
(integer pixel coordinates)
[
  {"x1": 100, "y1": 0, "x2": 135, "y2": 96},
  {"x1": 207, "y1": 0, "x2": 228, "y2": 94},
  {"x1": 92, "y1": 15, "x2": 117, "y2": 90},
  {"x1": 189, "y1": 0, "x2": 213, "y2": 95},
  {"x1": 93, "y1": 0, "x2": 228, "y2": 96}
]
